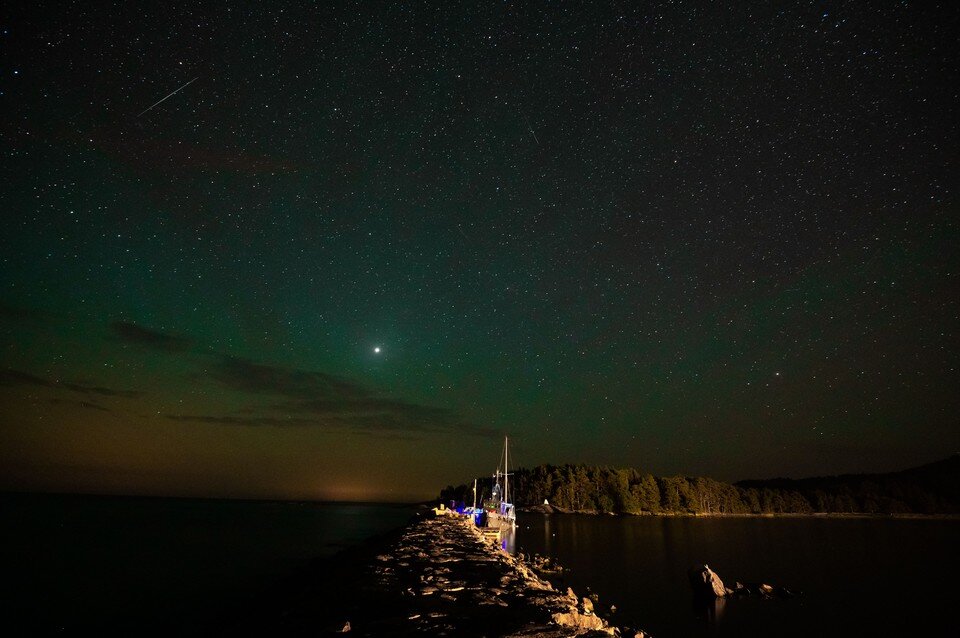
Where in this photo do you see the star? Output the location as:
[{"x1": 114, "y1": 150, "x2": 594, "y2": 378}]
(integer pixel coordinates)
[{"x1": 373, "y1": 346, "x2": 382, "y2": 354}]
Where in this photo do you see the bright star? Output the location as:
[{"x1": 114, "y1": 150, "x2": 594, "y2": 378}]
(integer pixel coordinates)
[{"x1": 373, "y1": 346, "x2": 381, "y2": 354}]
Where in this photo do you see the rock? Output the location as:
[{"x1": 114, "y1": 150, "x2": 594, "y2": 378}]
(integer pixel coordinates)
[
  {"x1": 582, "y1": 596, "x2": 594, "y2": 615},
  {"x1": 552, "y1": 608, "x2": 607, "y2": 631},
  {"x1": 731, "y1": 580, "x2": 797, "y2": 598},
  {"x1": 339, "y1": 621, "x2": 351, "y2": 633},
  {"x1": 688, "y1": 564, "x2": 728, "y2": 598}
]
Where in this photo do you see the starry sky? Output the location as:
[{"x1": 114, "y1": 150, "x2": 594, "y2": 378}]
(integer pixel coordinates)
[{"x1": 1, "y1": 1, "x2": 957, "y2": 501}]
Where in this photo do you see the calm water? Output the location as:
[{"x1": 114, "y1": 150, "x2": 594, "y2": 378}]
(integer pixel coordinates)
[
  {"x1": 0, "y1": 493, "x2": 414, "y2": 634},
  {"x1": 514, "y1": 514, "x2": 959, "y2": 637}
]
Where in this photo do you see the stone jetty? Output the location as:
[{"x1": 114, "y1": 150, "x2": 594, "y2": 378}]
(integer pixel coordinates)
[
  {"x1": 362, "y1": 514, "x2": 622, "y2": 636},
  {"x1": 231, "y1": 512, "x2": 650, "y2": 636}
]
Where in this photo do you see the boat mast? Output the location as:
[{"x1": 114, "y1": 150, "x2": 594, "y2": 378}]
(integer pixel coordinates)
[{"x1": 503, "y1": 435, "x2": 509, "y2": 505}]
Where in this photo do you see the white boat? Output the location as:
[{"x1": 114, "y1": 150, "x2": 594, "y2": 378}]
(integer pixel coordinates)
[{"x1": 483, "y1": 436, "x2": 517, "y2": 528}]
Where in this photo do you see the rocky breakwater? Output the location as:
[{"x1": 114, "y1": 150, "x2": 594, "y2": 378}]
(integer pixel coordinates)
[
  {"x1": 363, "y1": 514, "x2": 644, "y2": 636},
  {"x1": 229, "y1": 513, "x2": 652, "y2": 636}
]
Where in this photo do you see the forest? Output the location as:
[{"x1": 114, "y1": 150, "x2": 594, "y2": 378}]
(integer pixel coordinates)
[{"x1": 439, "y1": 455, "x2": 959, "y2": 515}]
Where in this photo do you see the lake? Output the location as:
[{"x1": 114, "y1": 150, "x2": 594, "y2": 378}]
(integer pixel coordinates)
[
  {"x1": 0, "y1": 493, "x2": 414, "y2": 634},
  {"x1": 511, "y1": 513, "x2": 959, "y2": 637},
  {"x1": 5, "y1": 494, "x2": 956, "y2": 636}
]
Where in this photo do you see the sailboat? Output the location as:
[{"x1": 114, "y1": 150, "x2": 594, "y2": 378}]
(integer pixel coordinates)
[
  {"x1": 461, "y1": 478, "x2": 484, "y2": 525},
  {"x1": 483, "y1": 436, "x2": 517, "y2": 528}
]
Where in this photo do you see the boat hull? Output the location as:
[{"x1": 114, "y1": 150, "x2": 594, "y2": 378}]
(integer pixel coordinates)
[{"x1": 485, "y1": 511, "x2": 516, "y2": 528}]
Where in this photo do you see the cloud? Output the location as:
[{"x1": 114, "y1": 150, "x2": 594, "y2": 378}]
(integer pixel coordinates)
[
  {"x1": 165, "y1": 407, "x2": 495, "y2": 438},
  {"x1": 164, "y1": 414, "x2": 317, "y2": 427},
  {"x1": 172, "y1": 356, "x2": 496, "y2": 438},
  {"x1": 211, "y1": 355, "x2": 368, "y2": 400},
  {"x1": 61, "y1": 381, "x2": 139, "y2": 398},
  {"x1": 280, "y1": 397, "x2": 452, "y2": 421},
  {"x1": 42, "y1": 338, "x2": 492, "y2": 437},
  {"x1": 49, "y1": 398, "x2": 110, "y2": 412},
  {"x1": 0, "y1": 368, "x2": 140, "y2": 398},
  {"x1": 110, "y1": 321, "x2": 192, "y2": 352},
  {"x1": 277, "y1": 397, "x2": 495, "y2": 435}
]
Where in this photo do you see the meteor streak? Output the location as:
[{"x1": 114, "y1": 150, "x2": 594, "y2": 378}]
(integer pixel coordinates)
[{"x1": 137, "y1": 76, "x2": 199, "y2": 117}]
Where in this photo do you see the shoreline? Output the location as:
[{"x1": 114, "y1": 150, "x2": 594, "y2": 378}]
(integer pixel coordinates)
[
  {"x1": 227, "y1": 511, "x2": 642, "y2": 636},
  {"x1": 518, "y1": 505, "x2": 960, "y2": 519}
]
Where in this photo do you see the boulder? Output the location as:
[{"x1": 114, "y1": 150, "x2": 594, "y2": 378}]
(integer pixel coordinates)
[
  {"x1": 733, "y1": 580, "x2": 797, "y2": 598},
  {"x1": 688, "y1": 564, "x2": 728, "y2": 598},
  {"x1": 551, "y1": 608, "x2": 607, "y2": 631},
  {"x1": 582, "y1": 596, "x2": 594, "y2": 615}
]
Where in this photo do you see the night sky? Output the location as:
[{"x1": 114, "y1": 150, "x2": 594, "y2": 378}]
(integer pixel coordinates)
[{"x1": 1, "y1": 2, "x2": 957, "y2": 501}]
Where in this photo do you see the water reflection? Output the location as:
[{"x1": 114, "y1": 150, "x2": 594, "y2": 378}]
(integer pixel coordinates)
[
  {"x1": 501, "y1": 524, "x2": 517, "y2": 554},
  {"x1": 692, "y1": 595, "x2": 726, "y2": 632},
  {"x1": 544, "y1": 515, "x2": 553, "y2": 554}
]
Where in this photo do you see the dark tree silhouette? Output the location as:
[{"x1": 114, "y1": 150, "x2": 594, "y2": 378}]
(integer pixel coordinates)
[{"x1": 439, "y1": 456, "x2": 960, "y2": 516}]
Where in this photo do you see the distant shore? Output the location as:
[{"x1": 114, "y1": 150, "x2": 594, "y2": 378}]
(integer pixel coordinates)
[
  {"x1": 443, "y1": 456, "x2": 960, "y2": 521},
  {"x1": 518, "y1": 504, "x2": 960, "y2": 519}
]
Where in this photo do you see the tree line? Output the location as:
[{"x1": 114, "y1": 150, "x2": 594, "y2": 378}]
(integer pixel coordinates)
[{"x1": 439, "y1": 455, "x2": 959, "y2": 515}]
